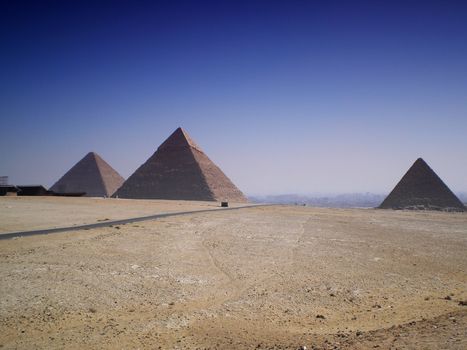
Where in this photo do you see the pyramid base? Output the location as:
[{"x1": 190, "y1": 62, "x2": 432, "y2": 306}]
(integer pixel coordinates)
[{"x1": 378, "y1": 204, "x2": 465, "y2": 212}]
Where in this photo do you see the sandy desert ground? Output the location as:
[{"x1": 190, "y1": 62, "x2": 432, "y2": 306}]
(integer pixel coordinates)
[
  {"x1": 0, "y1": 197, "x2": 248, "y2": 234},
  {"x1": 0, "y1": 197, "x2": 466, "y2": 349}
]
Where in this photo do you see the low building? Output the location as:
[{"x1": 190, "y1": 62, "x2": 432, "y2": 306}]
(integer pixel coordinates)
[
  {"x1": 17, "y1": 185, "x2": 53, "y2": 196},
  {"x1": 0, "y1": 185, "x2": 19, "y2": 196}
]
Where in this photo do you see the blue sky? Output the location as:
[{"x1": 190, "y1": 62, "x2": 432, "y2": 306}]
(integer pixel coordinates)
[{"x1": 1, "y1": 0, "x2": 466, "y2": 195}]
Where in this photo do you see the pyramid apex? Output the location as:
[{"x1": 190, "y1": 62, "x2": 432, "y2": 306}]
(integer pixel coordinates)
[
  {"x1": 177, "y1": 127, "x2": 189, "y2": 137},
  {"x1": 85, "y1": 151, "x2": 100, "y2": 158},
  {"x1": 175, "y1": 126, "x2": 190, "y2": 137},
  {"x1": 415, "y1": 157, "x2": 426, "y2": 163},
  {"x1": 158, "y1": 127, "x2": 202, "y2": 151},
  {"x1": 412, "y1": 158, "x2": 431, "y2": 170}
]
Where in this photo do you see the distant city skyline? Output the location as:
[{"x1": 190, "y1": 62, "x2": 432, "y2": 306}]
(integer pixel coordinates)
[{"x1": 1, "y1": 1, "x2": 467, "y2": 195}]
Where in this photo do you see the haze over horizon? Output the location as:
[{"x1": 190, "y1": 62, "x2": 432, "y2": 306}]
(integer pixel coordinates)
[{"x1": 1, "y1": 0, "x2": 467, "y2": 196}]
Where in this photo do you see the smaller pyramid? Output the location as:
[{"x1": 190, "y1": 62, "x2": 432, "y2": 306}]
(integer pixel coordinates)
[
  {"x1": 114, "y1": 127, "x2": 247, "y2": 202},
  {"x1": 50, "y1": 152, "x2": 124, "y2": 197},
  {"x1": 379, "y1": 158, "x2": 465, "y2": 212}
]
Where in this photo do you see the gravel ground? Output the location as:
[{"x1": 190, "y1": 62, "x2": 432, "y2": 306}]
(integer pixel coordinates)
[{"x1": 0, "y1": 199, "x2": 466, "y2": 349}]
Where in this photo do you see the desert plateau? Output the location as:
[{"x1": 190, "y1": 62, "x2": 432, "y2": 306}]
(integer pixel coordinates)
[{"x1": 0, "y1": 197, "x2": 466, "y2": 349}]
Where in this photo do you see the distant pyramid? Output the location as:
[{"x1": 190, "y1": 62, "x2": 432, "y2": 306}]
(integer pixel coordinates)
[
  {"x1": 50, "y1": 152, "x2": 124, "y2": 197},
  {"x1": 379, "y1": 158, "x2": 465, "y2": 211},
  {"x1": 114, "y1": 127, "x2": 247, "y2": 202}
]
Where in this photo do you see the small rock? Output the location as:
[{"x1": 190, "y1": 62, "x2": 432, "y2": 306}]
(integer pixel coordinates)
[
  {"x1": 316, "y1": 314, "x2": 326, "y2": 319},
  {"x1": 458, "y1": 300, "x2": 467, "y2": 306},
  {"x1": 444, "y1": 295, "x2": 452, "y2": 301}
]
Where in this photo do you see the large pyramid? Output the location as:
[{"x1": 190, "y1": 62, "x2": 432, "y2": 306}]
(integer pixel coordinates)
[
  {"x1": 113, "y1": 127, "x2": 247, "y2": 202},
  {"x1": 379, "y1": 158, "x2": 465, "y2": 211},
  {"x1": 50, "y1": 152, "x2": 124, "y2": 197}
]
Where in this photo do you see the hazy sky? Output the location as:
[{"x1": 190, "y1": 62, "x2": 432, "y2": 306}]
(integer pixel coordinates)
[{"x1": 1, "y1": 0, "x2": 466, "y2": 195}]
